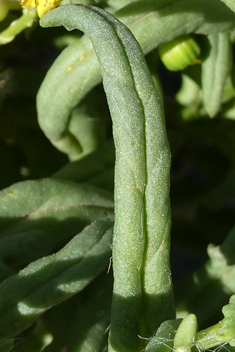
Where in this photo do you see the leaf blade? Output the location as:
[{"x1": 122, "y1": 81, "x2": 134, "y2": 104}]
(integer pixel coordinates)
[
  {"x1": 40, "y1": 5, "x2": 174, "y2": 350},
  {"x1": 0, "y1": 178, "x2": 113, "y2": 268},
  {"x1": 37, "y1": 0, "x2": 235, "y2": 156},
  {"x1": 0, "y1": 218, "x2": 113, "y2": 338}
]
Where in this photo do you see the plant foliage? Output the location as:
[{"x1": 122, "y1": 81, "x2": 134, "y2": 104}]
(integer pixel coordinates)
[{"x1": 0, "y1": 0, "x2": 235, "y2": 351}]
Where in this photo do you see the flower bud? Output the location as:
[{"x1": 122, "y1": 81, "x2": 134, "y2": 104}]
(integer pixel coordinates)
[{"x1": 159, "y1": 35, "x2": 201, "y2": 71}]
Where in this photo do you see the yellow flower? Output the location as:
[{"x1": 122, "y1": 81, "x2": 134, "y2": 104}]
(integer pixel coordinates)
[{"x1": 21, "y1": 0, "x2": 62, "y2": 18}]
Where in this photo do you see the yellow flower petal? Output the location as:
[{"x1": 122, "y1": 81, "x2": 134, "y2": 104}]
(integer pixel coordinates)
[
  {"x1": 21, "y1": 0, "x2": 36, "y2": 8},
  {"x1": 36, "y1": 0, "x2": 62, "y2": 18}
]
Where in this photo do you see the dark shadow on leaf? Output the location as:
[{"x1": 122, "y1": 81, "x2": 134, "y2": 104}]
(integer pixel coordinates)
[
  {"x1": 117, "y1": 0, "x2": 235, "y2": 28},
  {"x1": 43, "y1": 271, "x2": 113, "y2": 352},
  {"x1": 175, "y1": 265, "x2": 231, "y2": 328},
  {"x1": 0, "y1": 178, "x2": 114, "y2": 271},
  {"x1": 0, "y1": 219, "x2": 113, "y2": 338},
  {"x1": 53, "y1": 139, "x2": 115, "y2": 193},
  {"x1": 109, "y1": 291, "x2": 175, "y2": 352}
]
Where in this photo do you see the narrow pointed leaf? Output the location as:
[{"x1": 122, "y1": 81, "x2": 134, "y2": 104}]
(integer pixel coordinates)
[
  {"x1": 0, "y1": 218, "x2": 113, "y2": 338},
  {"x1": 176, "y1": 225, "x2": 235, "y2": 326},
  {"x1": 37, "y1": 0, "x2": 235, "y2": 156},
  {"x1": 0, "y1": 178, "x2": 113, "y2": 268},
  {"x1": 145, "y1": 319, "x2": 182, "y2": 352},
  {"x1": 0, "y1": 261, "x2": 14, "y2": 283},
  {"x1": 202, "y1": 32, "x2": 232, "y2": 117},
  {"x1": 195, "y1": 295, "x2": 235, "y2": 350},
  {"x1": 66, "y1": 87, "x2": 108, "y2": 161},
  {"x1": 220, "y1": 0, "x2": 235, "y2": 13},
  {"x1": 0, "y1": 339, "x2": 14, "y2": 352},
  {"x1": 44, "y1": 273, "x2": 112, "y2": 352},
  {"x1": 40, "y1": 4, "x2": 175, "y2": 351}
]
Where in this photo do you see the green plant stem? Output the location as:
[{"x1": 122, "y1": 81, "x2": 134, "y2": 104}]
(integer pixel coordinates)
[
  {"x1": 194, "y1": 294, "x2": 235, "y2": 352},
  {"x1": 195, "y1": 321, "x2": 231, "y2": 351},
  {"x1": 0, "y1": 8, "x2": 37, "y2": 45}
]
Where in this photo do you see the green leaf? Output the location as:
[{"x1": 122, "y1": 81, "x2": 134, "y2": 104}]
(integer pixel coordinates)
[
  {"x1": 0, "y1": 261, "x2": 14, "y2": 283},
  {"x1": 118, "y1": 0, "x2": 235, "y2": 38},
  {"x1": 220, "y1": 0, "x2": 235, "y2": 13},
  {"x1": 145, "y1": 50, "x2": 164, "y2": 102},
  {"x1": 195, "y1": 295, "x2": 235, "y2": 350},
  {"x1": 223, "y1": 295, "x2": 235, "y2": 345},
  {"x1": 37, "y1": 0, "x2": 235, "y2": 156},
  {"x1": 202, "y1": 32, "x2": 232, "y2": 117},
  {"x1": 146, "y1": 315, "x2": 197, "y2": 352},
  {"x1": 176, "y1": 73, "x2": 201, "y2": 107},
  {"x1": 0, "y1": 9, "x2": 37, "y2": 45},
  {"x1": 0, "y1": 1, "x2": 9, "y2": 22},
  {"x1": 0, "y1": 218, "x2": 113, "y2": 338},
  {"x1": 40, "y1": 4, "x2": 175, "y2": 351},
  {"x1": 147, "y1": 305, "x2": 235, "y2": 352},
  {"x1": 59, "y1": 0, "x2": 135, "y2": 13},
  {"x1": 106, "y1": 0, "x2": 137, "y2": 12},
  {"x1": 43, "y1": 272, "x2": 112, "y2": 352},
  {"x1": 149, "y1": 303, "x2": 235, "y2": 352},
  {"x1": 145, "y1": 319, "x2": 182, "y2": 352},
  {"x1": 176, "y1": 224, "x2": 235, "y2": 326},
  {"x1": 0, "y1": 338, "x2": 14, "y2": 352},
  {"x1": 54, "y1": 140, "x2": 115, "y2": 192},
  {"x1": 0, "y1": 178, "x2": 113, "y2": 268},
  {"x1": 66, "y1": 86, "x2": 108, "y2": 161}
]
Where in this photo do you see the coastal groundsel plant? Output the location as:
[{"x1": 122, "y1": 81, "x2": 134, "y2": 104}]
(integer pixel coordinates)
[{"x1": 1, "y1": 0, "x2": 235, "y2": 352}]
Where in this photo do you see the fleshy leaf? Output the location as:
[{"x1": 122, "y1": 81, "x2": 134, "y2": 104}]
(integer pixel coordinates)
[
  {"x1": 0, "y1": 218, "x2": 113, "y2": 338},
  {"x1": 0, "y1": 178, "x2": 113, "y2": 269},
  {"x1": 0, "y1": 339, "x2": 14, "y2": 352},
  {"x1": 202, "y1": 32, "x2": 232, "y2": 117},
  {"x1": 222, "y1": 295, "x2": 235, "y2": 346},
  {"x1": 195, "y1": 295, "x2": 235, "y2": 350},
  {"x1": 220, "y1": 0, "x2": 235, "y2": 13},
  {"x1": 43, "y1": 273, "x2": 112, "y2": 352},
  {"x1": 176, "y1": 225, "x2": 235, "y2": 326},
  {"x1": 40, "y1": 4, "x2": 175, "y2": 351},
  {"x1": 54, "y1": 140, "x2": 115, "y2": 192},
  {"x1": 37, "y1": 0, "x2": 235, "y2": 157},
  {"x1": 145, "y1": 319, "x2": 182, "y2": 352}
]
